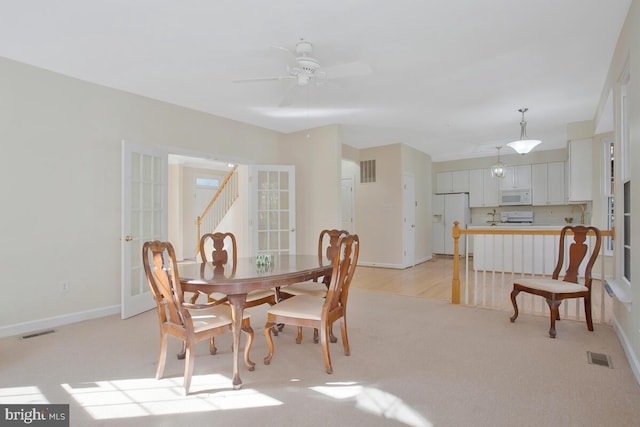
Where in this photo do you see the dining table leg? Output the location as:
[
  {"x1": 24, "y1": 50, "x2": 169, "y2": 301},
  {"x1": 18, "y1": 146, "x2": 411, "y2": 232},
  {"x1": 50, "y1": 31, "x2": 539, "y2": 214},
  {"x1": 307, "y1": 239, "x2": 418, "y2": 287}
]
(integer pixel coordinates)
[{"x1": 226, "y1": 293, "x2": 248, "y2": 389}]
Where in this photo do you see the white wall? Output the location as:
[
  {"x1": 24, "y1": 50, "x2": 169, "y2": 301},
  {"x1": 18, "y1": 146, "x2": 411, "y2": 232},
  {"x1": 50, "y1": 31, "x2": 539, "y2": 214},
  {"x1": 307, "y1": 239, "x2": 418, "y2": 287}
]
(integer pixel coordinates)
[
  {"x1": 0, "y1": 57, "x2": 291, "y2": 333},
  {"x1": 603, "y1": 0, "x2": 640, "y2": 383},
  {"x1": 279, "y1": 125, "x2": 343, "y2": 255},
  {"x1": 354, "y1": 143, "x2": 432, "y2": 268}
]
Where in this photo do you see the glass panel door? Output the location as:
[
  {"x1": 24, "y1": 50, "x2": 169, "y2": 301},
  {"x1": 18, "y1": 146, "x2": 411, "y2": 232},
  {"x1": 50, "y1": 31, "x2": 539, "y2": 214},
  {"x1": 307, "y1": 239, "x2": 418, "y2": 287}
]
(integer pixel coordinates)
[
  {"x1": 252, "y1": 165, "x2": 295, "y2": 255},
  {"x1": 121, "y1": 141, "x2": 167, "y2": 319}
]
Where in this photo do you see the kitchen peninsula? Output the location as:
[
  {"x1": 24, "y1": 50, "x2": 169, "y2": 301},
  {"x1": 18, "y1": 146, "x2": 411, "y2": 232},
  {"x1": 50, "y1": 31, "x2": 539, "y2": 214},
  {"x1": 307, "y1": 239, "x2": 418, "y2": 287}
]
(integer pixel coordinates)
[{"x1": 468, "y1": 223, "x2": 565, "y2": 275}]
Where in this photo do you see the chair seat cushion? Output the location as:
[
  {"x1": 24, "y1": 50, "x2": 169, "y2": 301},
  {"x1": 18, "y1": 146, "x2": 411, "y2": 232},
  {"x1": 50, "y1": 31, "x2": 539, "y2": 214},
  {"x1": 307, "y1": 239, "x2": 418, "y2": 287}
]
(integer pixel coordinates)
[
  {"x1": 246, "y1": 288, "x2": 276, "y2": 302},
  {"x1": 281, "y1": 281, "x2": 328, "y2": 297},
  {"x1": 515, "y1": 278, "x2": 587, "y2": 294},
  {"x1": 205, "y1": 292, "x2": 228, "y2": 301},
  {"x1": 267, "y1": 294, "x2": 325, "y2": 320},
  {"x1": 188, "y1": 304, "x2": 250, "y2": 333}
]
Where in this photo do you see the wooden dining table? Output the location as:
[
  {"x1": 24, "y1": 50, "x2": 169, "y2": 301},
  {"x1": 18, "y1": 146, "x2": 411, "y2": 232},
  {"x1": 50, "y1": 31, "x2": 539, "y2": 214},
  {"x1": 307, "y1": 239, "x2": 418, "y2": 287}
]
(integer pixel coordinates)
[{"x1": 179, "y1": 254, "x2": 333, "y2": 389}]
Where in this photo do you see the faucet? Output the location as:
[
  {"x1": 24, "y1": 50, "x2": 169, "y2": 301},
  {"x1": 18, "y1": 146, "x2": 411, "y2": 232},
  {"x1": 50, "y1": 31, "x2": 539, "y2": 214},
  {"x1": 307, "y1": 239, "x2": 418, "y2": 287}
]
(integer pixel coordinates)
[
  {"x1": 487, "y1": 209, "x2": 498, "y2": 225},
  {"x1": 571, "y1": 204, "x2": 586, "y2": 224}
]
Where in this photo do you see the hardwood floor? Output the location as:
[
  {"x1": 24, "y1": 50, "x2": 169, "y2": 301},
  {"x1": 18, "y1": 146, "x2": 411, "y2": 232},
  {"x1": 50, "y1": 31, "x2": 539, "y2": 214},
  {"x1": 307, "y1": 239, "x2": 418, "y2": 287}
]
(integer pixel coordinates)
[{"x1": 351, "y1": 256, "x2": 454, "y2": 301}]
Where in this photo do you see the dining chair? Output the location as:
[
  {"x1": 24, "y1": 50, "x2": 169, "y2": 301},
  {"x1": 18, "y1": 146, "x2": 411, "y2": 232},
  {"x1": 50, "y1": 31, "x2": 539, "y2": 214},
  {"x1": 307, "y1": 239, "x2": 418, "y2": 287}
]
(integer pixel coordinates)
[
  {"x1": 279, "y1": 229, "x2": 350, "y2": 343},
  {"x1": 263, "y1": 234, "x2": 359, "y2": 374},
  {"x1": 280, "y1": 229, "x2": 350, "y2": 299},
  {"x1": 509, "y1": 225, "x2": 602, "y2": 338},
  {"x1": 198, "y1": 232, "x2": 278, "y2": 308},
  {"x1": 142, "y1": 240, "x2": 255, "y2": 395}
]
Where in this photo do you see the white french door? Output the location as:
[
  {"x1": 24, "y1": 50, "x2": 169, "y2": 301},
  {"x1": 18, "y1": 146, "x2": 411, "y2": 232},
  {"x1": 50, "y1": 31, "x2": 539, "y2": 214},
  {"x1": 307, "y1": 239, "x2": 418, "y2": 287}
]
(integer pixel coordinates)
[
  {"x1": 121, "y1": 141, "x2": 168, "y2": 319},
  {"x1": 251, "y1": 165, "x2": 296, "y2": 255}
]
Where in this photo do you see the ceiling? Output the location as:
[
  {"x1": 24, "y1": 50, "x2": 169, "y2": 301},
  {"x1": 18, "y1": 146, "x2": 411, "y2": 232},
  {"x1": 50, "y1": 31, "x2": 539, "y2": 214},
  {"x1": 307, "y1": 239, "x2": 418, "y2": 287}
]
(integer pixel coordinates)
[{"x1": 0, "y1": 1, "x2": 631, "y2": 162}]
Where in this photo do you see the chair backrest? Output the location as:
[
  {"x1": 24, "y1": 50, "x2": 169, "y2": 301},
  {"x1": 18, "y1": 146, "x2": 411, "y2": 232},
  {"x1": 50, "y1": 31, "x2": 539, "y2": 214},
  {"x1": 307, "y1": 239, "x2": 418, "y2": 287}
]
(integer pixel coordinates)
[
  {"x1": 324, "y1": 234, "x2": 360, "y2": 315},
  {"x1": 318, "y1": 229, "x2": 350, "y2": 263},
  {"x1": 142, "y1": 240, "x2": 185, "y2": 327},
  {"x1": 552, "y1": 225, "x2": 601, "y2": 287},
  {"x1": 317, "y1": 229, "x2": 349, "y2": 285},
  {"x1": 200, "y1": 232, "x2": 237, "y2": 276}
]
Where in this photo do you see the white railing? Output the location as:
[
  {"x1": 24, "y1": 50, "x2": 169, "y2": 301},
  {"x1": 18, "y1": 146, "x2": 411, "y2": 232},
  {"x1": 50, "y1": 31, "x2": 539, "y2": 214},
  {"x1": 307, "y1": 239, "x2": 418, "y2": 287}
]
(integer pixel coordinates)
[
  {"x1": 195, "y1": 166, "x2": 238, "y2": 256},
  {"x1": 451, "y1": 223, "x2": 615, "y2": 324}
]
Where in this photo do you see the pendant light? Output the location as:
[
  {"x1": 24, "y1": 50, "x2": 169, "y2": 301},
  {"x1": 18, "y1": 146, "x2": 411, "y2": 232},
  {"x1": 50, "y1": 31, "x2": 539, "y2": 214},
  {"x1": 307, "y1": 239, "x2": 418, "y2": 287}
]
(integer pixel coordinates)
[
  {"x1": 491, "y1": 147, "x2": 505, "y2": 178},
  {"x1": 507, "y1": 107, "x2": 541, "y2": 154}
]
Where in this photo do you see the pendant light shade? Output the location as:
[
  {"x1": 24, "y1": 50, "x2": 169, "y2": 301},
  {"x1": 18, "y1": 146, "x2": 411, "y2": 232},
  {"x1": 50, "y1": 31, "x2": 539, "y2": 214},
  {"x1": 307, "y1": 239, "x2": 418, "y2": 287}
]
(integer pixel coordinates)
[
  {"x1": 507, "y1": 108, "x2": 541, "y2": 154},
  {"x1": 491, "y1": 147, "x2": 505, "y2": 178}
]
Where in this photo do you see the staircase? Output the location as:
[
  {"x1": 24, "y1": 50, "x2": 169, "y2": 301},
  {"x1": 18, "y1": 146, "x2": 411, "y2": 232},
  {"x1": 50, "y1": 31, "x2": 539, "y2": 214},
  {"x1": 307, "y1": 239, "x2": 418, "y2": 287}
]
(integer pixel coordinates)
[{"x1": 195, "y1": 165, "x2": 238, "y2": 256}]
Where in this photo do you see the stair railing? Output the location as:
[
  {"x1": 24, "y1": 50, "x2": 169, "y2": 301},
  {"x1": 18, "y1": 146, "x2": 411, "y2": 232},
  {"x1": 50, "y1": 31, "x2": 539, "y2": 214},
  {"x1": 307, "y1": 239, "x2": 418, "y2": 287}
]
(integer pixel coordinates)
[{"x1": 195, "y1": 165, "x2": 238, "y2": 256}]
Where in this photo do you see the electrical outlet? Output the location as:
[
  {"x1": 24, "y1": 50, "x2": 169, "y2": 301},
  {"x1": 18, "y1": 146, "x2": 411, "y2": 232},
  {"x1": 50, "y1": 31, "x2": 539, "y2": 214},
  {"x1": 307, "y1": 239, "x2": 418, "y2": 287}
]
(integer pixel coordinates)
[{"x1": 59, "y1": 281, "x2": 69, "y2": 293}]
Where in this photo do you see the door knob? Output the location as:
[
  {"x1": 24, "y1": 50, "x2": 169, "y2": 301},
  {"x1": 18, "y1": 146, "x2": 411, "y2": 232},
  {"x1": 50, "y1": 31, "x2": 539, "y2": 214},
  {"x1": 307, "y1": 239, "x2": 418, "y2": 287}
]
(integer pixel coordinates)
[{"x1": 125, "y1": 235, "x2": 133, "y2": 241}]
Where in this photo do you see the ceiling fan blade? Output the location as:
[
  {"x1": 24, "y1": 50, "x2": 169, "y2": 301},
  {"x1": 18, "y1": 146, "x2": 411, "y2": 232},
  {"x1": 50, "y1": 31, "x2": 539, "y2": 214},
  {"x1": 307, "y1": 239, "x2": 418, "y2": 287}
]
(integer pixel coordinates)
[
  {"x1": 270, "y1": 45, "x2": 296, "y2": 59},
  {"x1": 232, "y1": 76, "x2": 295, "y2": 83},
  {"x1": 323, "y1": 61, "x2": 372, "y2": 80}
]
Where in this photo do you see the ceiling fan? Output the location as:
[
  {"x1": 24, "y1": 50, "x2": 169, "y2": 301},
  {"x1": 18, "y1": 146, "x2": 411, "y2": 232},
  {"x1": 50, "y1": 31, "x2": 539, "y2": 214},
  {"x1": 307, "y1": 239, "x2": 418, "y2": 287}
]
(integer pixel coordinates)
[{"x1": 233, "y1": 38, "x2": 372, "y2": 105}]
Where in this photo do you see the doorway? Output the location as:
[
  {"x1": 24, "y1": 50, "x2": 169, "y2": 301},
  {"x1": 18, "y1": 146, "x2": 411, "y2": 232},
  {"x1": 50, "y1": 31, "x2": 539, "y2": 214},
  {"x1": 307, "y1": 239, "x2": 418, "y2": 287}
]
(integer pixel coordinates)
[{"x1": 168, "y1": 154, "x2": 233, "y2": 261}]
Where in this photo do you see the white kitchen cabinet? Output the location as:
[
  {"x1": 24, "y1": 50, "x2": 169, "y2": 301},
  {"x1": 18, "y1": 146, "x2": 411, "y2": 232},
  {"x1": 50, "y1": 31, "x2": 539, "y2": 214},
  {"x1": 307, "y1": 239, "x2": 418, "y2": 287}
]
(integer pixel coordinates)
[
  {"x1": 568, "y1": 138, "x2": 593, "y2": 202},
  {"x1": 469, "y1": 168, "x2": 500, "y2": 207},
  {"x1": 532, "y1": 162, "x2": 565, "y2": 205},
  {"x1": 432, "y1": 193, "x2": 470, "y2": 254},
  {"x1": 500, "y1": 165, "x2": 532, "y2": 190},
  {"x1": 436, "y1": 170, "x2": 469, "y2": 194}
]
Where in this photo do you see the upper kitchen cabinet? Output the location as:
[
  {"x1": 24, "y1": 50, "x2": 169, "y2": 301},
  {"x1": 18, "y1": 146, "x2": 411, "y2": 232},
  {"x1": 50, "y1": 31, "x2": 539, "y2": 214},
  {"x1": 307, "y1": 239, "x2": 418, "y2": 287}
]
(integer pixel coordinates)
[
  {"x1": 567, "y1": 138, "x2": 593, "y2": 202},
  {"x1": 500, "y1": 165, "x2": 532, "y2": 190},
  {"x1": 532, "y1": 162, "x2": 565, "y2": 205},
  {"x1": 436, "y1": 170, "x2": 469, "y2": 194},
  {"x1": 469, "y1": 168, "x2": 500, "y2": 207}
]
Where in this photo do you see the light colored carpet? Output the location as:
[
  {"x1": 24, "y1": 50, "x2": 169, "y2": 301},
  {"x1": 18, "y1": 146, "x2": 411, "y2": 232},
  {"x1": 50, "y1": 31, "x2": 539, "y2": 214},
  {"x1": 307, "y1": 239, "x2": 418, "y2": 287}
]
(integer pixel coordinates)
[{"x1": 1, "y1": 288, "x2": 639, "y2": 427}]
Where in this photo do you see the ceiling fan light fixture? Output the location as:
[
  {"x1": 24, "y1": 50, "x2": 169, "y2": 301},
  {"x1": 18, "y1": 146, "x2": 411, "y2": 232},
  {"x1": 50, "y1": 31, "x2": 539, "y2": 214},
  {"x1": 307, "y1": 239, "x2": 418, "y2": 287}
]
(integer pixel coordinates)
[
  {"x1": 491, "y1": 146, "x2": 506, "y2": 178},
  {"x1": 507, "y1": 108, "x2": 541, "y2": 154},
  {"x1": 296, "y1": 57, "x2": 320, "y2": 71},
  {"x1": 297, "y1": 74, "x2": 310, "y2": 85}
]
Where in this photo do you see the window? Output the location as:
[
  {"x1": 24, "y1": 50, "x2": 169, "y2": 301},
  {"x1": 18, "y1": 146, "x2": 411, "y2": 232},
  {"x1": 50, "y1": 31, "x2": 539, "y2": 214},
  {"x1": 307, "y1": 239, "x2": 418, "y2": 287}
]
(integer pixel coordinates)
[
  {"x1": 620, "y1": 67, "x2": 631, "y2": 285},
  {"x1": 623, "y1": 181, "x2": 631, "y2": 282},
  {"x1": 196, "y1": 177, "x2": 220, "y2": 188},
  {"x1": 603, "y1": 140, "x2": 614, "y2": 255}
]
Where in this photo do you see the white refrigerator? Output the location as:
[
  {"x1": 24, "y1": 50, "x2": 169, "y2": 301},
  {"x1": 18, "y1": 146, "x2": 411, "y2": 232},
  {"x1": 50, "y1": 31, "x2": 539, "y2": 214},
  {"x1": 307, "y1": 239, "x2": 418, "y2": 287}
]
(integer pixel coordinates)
[{"x1": 432, "y1": 193, "x2": 470, "y2": 255}]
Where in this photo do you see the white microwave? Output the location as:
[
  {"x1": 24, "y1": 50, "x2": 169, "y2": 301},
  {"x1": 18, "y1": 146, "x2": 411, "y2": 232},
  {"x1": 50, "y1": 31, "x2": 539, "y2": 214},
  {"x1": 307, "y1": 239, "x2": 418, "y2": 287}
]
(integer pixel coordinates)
[{"x1": 500, "y1": 189, "x2": 532, "y2": 206}]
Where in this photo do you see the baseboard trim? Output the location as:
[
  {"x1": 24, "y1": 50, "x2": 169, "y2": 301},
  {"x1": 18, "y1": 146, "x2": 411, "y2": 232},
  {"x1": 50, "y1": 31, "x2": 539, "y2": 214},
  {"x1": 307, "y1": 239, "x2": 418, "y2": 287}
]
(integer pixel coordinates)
[
  {"x1": 358, "y1": 256, "x2": 431, "y2": 270},
  {"x1": 0, "y1": 305, "x2": 120, "y2": 339},
  {"x1": 358, "y1": 261, "x2": 404, "y2": 269},
  {"x1": 611, "y1": 315, "x2": 640, "y2": 386}
]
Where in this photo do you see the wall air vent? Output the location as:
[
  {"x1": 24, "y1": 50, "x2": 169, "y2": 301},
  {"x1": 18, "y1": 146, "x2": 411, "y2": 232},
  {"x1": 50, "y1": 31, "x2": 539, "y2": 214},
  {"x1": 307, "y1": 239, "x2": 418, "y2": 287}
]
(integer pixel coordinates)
[
  {"x1": 360, "y1": 159, "x2": 376, "y2": 183},
  {"x1": 21, "y1": 330, "x2": 55, "y2": 339}
]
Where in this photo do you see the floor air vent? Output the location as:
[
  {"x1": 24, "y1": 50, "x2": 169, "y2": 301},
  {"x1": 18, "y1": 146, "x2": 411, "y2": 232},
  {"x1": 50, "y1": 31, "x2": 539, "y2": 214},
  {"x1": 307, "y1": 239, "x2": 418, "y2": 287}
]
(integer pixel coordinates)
[
  {"x1": 587, "y1": 351, "x2": 613, "y2": 368},
  {"x1": 21, "y1": 330, "x2": 55, "y2": 340}
]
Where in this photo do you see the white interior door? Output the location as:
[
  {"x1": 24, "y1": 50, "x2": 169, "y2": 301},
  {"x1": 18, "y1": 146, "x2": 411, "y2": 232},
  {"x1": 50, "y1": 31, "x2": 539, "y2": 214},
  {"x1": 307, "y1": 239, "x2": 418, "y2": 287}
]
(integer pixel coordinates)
[
  {"x1": 251, "y1": 165, "x2": 296, "y2": 255},
  {"x1": 341, "y1": 177, "x2": 354, "y2": 232},
  {"x1": 403, "y1": 173, "x2": 416, "y2": 267},
  {"x1": 121, "y1": 141, "x2": 167, "y2": 319}
]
